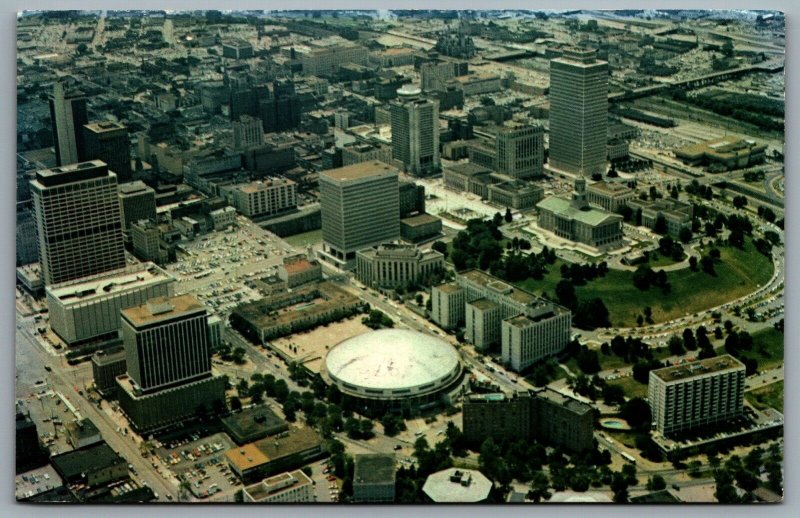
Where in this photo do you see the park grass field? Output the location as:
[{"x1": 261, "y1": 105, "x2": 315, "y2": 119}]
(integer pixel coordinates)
[
  {"x1": 607, "y1": 376, "x2": 649, "y2": 399},
  {"x1": 518, "y1": 238, "x2": 773, "y2": 327},
  {"x1": 724, "y1": 327, "x2": 785, "y2": 371},
  {"x1": 745, "y1": 381, "x2": 783, "y2": 412}
]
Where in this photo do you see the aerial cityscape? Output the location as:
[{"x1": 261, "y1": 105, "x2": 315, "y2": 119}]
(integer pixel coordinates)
[{"x1": 15, "y1": 9, "x2": 784, "y2": 505}]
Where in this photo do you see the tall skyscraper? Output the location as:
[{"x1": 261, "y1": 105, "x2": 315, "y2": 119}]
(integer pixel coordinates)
[
  {"x1": 83, "y1": 121, "x2": 133, "y2": 182},
  {"x1": 390, "y1": 86, "x2": 440, "y2": 176},
  {"x1": 548, "y1": 48, "x2": 608, "y2": 177},
  {"x1": 120, "y1": 295, "x2": 212, "y2": 393},
  {"x1": 116, "y1": 294, "x2": 226, "y2": 433},
  {"x1": 319, "y1": 161, "x2": 400, "y2": 269},
  {"x1": 48, "y1": 80, "x2": 88, "y2": 167},
  {"x1": 30, "y1": 160, "x2": 126, "y2": 286},
  {"x1": 495, "y1": 124, "x2": 544, "y2": 179}
]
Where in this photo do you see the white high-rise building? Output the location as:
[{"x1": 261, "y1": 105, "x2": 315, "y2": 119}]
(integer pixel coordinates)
[
  {"x1": 31, "y1": 160, "x2": 126, "y2": 286},
  {"x1": 648, "y1": 355, "x2": 746, "y2": 435},
  {"x1": 548, "y1": 48, "x2": 608, "y2": 177}
]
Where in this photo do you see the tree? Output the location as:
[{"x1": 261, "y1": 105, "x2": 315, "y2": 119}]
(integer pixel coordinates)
[
  {"x1": 415, "y1": 293, "x2": 424, "y2": 306},
  {"x1": 621, "y1": 398, "x2": 651, "y2": 431},
  {"x1": 602, "y1": 384, "x2": 625, "y2": 405},
  {"x1": 527, "y1": 471, "x2": 551, "y2": 503},
  {"x1": 555, "y1": 280, "x2": 577, "y2": 310},
  {"x1": 689, "y1": 255, "x2": 698, "y2": 271},
  {"x1": 432, "y1": 241, "x2": 448, "y2": 255},
  {"x1": 654, "y1": 214, "x2": 668, "y2": 234},
  {"x1": 646, "y1": 474, "x2": 667, "y2": 491},
  {"x1": 683, "y1": 328, "x2": 697, "y2": 351},
  {"x1": 679, "y1": 226, "x2": 693, "y2": 243},
  {"x1": 611, "y1": 473, "x2": 629, "y2": 503},
  {"x1": 229, "y1": 396, "x2": 242, "y2": 412},
  {"x1": 576, "y1": 348, "x2": 601, "y2": 374},
  {"x1": 504, "y1": 207, "x2": 513, "y2": 223},
  {"x1": 668, "y1": 335, "x2": 685, "y2": 356}
]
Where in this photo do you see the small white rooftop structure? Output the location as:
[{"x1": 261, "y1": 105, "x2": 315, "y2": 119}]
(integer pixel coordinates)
[{"x1": 422, "y1": 468, "x2": 492, "y2": 503}]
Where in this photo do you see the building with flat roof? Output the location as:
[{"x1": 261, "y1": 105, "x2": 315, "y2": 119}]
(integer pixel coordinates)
[
  {"x1": 65, "y1": 418, "x2": 102, "y2": 450},
  {"x1": 118, "y1": 181, "x2": 156, "y2": 230},
  {"x1": 648, "y1": 355, "x2": 745, "y2": 436},
  {"x1": 46, "y1": 262, "x2": 175, "y2": 347},
  {"x1": 222, "y1": 39, "x2": 254, "y2": 60},
  {"x1": 355, "y1": 243, "x2": 444, "y2": 289},
  {"x1": 91, "y1": 346, "x2": 127, "y2": 397},
  {"x1": 225, "y1": 427, "x2": 325, "y2": 483},
  {"x1": 353, "y1": 454, "x2": 396, "y2": 503},
  {"x1": 430, "y1": 282, "x2": 466, "y2": 331},
  {"x1": 31, "y1": 160, "x2": 126, "y2": 285},
  {"x1": 319, "y1": 162, "x2": 400, "y2": 269},
  {"x1": 297, "y1": 40, "x2": 367, "y2": 77},
  {"x1": 443, "y1": 162, "x2": 494, "y2": 198},
  {"x1": 674, "y1": 136, "x2": 767, "y2": 171},
  {"x1": 229, "y1": 178, "x2": 298, "y2": 218},
  {"x1": 390, "y1": 90, "x2": 440, "y2": 176},
  {"x1": 549, "y1": 48, "x2": 608, "y2": 176},
  {"x1": 83, "y1": 120, "x2": 132, "y2": 182},
  {"x1": 232, "y1": 115, "x2": 263, "y2": 150},
  {"x1": 586, "y1": 181, "x2": 635, "y2": 213},
  {"x1": 50, "y1": 441, "x2": 128, "y2": 489},
  {"x1": 536, "y1": 179, "x2": 624, "y2": 249},
  {"x1": 131, "y1": 219, "x2": 170, "y2": 265},
  {"x1": 399, "y1": 180, "x2": 426, "y2": 218},
  {"x1": 116, "y1": 294, "x2": 226, "y2": 433},
  {"x1": 454, "y1": 270, "x2": 572, "y2": 369},
  {"x1": 422, "y1": 468, "x2": 492, "y2": 503},
  {"x1": 277, "y1": 254, "x2": 322, "y2": 289},
  {"x1": 400, "y1": 213, "x2": 443, "y2": 243},
  {"x1": 495, "y1": 124, "x2": 544, "y2": 179},
  {"x1": 628, "y1": 198, "x2": 693, "y2": 238},
  {"x1": 221, "y1": 405, "x2": 289, "y2": 446},
  {"x1": 230, "y1": 282, "x2": 364, "y2": 343},
  {"x1": 342, "y1": 142, "x2": 393, "y2": 167},
  {"x1": 487, "y1": 180, "x2": 544, "y2": 210},
  {"x1": 243, "y1": 469, "x2": 314, "y2": 503},
  {"x1": 462, "y1": 388, "x2": 594, "y2": 452},
  {"x1": 120, "y1": 295, "x2": 210, "y2": 392}
]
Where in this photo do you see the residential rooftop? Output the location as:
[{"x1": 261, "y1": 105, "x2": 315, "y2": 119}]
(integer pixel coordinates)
[
  {"x1": 354, "y1": 454, "x2": 396, "y2": 485},
  {"x1": 651, "y1": 354, "x2": 744, "y2": 383}
]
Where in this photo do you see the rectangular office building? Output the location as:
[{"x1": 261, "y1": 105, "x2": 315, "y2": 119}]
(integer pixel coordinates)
[
  {"x1": 648, "y1": 355, "x2": 745, "y2": 436},
  {"x1": 319, "y1": 161, "x2": 400, "y2": 269},
  {"x1": 548, "y1": 48, "x2": 608, "y2": 177},
  {"x1": 46, "y1": 262, "x2": 175, "y2": 347},
  {"x1": 31, "y1": 160, "x2": 126, "y2": 286}
]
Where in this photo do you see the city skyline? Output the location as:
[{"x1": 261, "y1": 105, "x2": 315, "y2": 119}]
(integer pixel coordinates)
[{"x1": 15, "y1": 9, "x2": 784, "y2": 505}]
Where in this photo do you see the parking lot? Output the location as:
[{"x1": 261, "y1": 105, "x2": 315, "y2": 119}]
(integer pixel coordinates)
[
  {"x1": 167, "y1": 217, "x2": 298, "y2": 316},
  {"x1": 155, "y1": 432, "x2": 240, "y2": 500}
]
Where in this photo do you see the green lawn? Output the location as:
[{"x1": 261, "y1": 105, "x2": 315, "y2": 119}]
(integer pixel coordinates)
[
  {"x1": 607, "y1": 376, "x2": 649, "y2": 399},
  {"x1": 517, "y1": 239, "x2": 773, "y2": 327},
  {"x1": 646, "y1": 252, "x2": 686, "y2": 268},
  {"x1": 746, "y1": 381, "x2": 783, "y2": 412},
  {"x1": 723, "y1": 327, "x2": 784, "y2": 371}
]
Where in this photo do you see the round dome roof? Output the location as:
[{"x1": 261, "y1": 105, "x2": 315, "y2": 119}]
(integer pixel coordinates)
[{"x1": 323, "y1": 329, "x2": 460, "y2": 394}]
